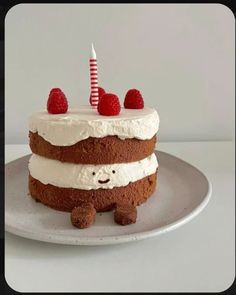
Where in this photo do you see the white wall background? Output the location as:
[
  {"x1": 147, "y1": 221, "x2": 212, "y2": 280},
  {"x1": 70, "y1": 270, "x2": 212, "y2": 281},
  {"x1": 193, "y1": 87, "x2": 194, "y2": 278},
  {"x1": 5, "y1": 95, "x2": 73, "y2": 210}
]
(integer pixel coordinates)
[{"x1": 5, "y1": 4, "x2": 235, "y2": 144}]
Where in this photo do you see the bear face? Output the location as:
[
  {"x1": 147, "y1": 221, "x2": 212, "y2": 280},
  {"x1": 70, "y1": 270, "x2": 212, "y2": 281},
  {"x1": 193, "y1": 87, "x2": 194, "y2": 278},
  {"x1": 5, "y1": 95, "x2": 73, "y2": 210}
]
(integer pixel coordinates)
[{"x1": 92, "y1": 169, "x2": 116, "y2": 184}]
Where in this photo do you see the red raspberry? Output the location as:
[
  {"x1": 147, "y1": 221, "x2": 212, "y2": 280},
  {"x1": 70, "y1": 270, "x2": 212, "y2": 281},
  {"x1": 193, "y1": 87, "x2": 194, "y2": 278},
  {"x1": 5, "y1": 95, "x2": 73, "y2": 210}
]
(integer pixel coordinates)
[
  {"x1": 47, "y1": 88, "x2": 68, "y2": 114},
  {"x1": 124, "y1": 89, "x2": 144, "y2": 109},
  {"x1": 97, "y1": 93, "x2": 121, "y2": 116},
  {"x1": 89, "y1": 87, "x2": 106, "y2": 105},
  {"x1": 50, "y1": 88, "x2": 62, "y2": 94}
]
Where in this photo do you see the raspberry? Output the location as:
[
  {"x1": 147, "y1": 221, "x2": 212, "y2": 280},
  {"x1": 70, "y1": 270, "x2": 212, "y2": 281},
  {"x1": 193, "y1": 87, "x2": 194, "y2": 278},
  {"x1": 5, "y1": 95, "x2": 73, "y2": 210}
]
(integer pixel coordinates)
[
  {"x1": 50, "y1": 88, "x2": 62, "y2": 93},
  {"x1": 97, "y1": 93, "x2": 121, "y2": 116},
  {"x1": 124, "y1": 89, "x2": 144, "y2": 109},
  {"x1": 47, "y1": 88, "x2": 68, "y2": 114},
  {"x1": 89, "y1": 87, "x2": 106, "y2": 105}
]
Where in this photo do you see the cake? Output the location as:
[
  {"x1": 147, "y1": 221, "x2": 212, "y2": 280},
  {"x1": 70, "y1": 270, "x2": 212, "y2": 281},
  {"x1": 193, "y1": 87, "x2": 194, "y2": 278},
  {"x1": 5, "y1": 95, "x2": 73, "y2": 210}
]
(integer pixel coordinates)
[{"x1": 28, "y1": 88, "x2": 160, "y2": 228}]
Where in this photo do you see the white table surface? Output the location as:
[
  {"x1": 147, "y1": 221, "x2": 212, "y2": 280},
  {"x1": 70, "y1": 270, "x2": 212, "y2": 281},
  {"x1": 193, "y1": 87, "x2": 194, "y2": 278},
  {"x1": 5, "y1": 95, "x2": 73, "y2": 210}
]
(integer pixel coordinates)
[{"x1": 5, "y1": 141, "x2": 235, "y2": 292}]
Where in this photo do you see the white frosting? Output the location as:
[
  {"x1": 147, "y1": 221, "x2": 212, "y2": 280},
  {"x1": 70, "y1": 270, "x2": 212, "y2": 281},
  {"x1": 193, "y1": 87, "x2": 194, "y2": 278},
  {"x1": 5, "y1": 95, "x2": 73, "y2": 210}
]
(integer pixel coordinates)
[
  {"x1": 29, "y1": 106, "x2": 160, "y2": 146},
  {"x1": 29, "y1": 153, "x2": 158, "y2": 190}
]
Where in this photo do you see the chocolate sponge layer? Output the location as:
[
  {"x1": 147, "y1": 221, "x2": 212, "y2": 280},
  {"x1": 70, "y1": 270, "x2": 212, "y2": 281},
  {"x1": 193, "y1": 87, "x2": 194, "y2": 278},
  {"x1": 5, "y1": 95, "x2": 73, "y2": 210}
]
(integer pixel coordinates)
[{"x1": 29, "y1": 131, "x2": 156, "y2": 164}]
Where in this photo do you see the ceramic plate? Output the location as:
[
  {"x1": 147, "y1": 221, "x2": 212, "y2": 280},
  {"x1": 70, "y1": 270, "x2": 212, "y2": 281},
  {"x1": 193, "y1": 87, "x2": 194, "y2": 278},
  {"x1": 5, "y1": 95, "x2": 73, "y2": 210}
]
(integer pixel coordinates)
[{"x1": 5, "y1": 151, "x2": 211, "y2": 245}]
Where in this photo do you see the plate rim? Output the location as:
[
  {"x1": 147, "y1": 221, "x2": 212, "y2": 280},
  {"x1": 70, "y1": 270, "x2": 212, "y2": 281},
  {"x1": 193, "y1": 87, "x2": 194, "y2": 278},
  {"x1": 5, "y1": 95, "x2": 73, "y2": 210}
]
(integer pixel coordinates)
[{"x1": 5, "y1": 151, "x2": 212, "y2": 246}]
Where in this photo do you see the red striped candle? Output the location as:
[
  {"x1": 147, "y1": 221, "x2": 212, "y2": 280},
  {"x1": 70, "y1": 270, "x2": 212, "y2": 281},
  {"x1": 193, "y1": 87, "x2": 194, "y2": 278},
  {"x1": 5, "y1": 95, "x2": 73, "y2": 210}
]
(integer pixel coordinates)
[{"x1": 89, "y1": 43, "x2": 99, "y2": 107}]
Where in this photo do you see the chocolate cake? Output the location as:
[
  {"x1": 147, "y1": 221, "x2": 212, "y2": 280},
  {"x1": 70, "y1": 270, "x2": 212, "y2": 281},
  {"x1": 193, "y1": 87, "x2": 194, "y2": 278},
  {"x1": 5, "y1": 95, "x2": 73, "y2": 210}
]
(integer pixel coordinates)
[{"x1": 28, "y1": 91, "x2": 160, "y2": 228}]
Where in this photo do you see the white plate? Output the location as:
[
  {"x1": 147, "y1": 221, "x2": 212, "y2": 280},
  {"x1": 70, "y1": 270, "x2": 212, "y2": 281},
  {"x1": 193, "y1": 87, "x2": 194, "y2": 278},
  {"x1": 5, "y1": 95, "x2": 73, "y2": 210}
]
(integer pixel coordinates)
[{"x1": 5, "y1": 151, "x2": 211, "y2": 245}]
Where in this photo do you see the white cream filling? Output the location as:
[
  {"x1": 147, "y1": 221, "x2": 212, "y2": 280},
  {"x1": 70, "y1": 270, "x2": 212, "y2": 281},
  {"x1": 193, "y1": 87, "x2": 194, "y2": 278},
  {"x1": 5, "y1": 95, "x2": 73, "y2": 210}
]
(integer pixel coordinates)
[
  {"x1": 29, "y1": 153, "x2": 158, "y2": 190},
  {"x1": 29, "y1": 106, "x2": 160, "y2": 146}
]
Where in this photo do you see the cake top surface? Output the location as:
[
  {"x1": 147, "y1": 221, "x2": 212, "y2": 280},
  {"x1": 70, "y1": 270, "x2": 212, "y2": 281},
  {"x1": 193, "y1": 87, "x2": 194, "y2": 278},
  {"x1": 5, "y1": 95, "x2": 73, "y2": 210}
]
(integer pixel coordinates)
[
  {"x1": 30, "y1": 105, "x2": 157, "y2": 122},
  {"x1": 29, "y1": 106, "x2": 160, "y2": 146}
]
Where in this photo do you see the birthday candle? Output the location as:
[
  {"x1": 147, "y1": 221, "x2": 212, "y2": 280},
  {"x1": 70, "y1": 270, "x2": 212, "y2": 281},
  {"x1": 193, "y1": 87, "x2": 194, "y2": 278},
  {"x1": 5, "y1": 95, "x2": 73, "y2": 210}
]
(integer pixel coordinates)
[{"x1": 89, "y1": 43, "x2": 99, "y2": 107}]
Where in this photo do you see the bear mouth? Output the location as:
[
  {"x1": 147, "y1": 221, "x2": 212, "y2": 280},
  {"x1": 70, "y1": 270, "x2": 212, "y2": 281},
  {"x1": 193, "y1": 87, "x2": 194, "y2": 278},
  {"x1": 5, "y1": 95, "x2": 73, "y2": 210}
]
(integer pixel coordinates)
[{"x1": 98, "y1": 179, "x2": 110, "y2": 184}]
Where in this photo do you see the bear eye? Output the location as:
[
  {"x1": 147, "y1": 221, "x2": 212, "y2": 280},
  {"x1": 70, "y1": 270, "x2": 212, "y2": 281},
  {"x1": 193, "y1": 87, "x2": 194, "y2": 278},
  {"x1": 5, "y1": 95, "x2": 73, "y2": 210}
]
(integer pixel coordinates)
[
  {"x1": 112, "y1": 170, "x2": 116, "y2": 174},
  {"x1": 92, "y1": 172, "x2": 96, "y2": 175}
]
